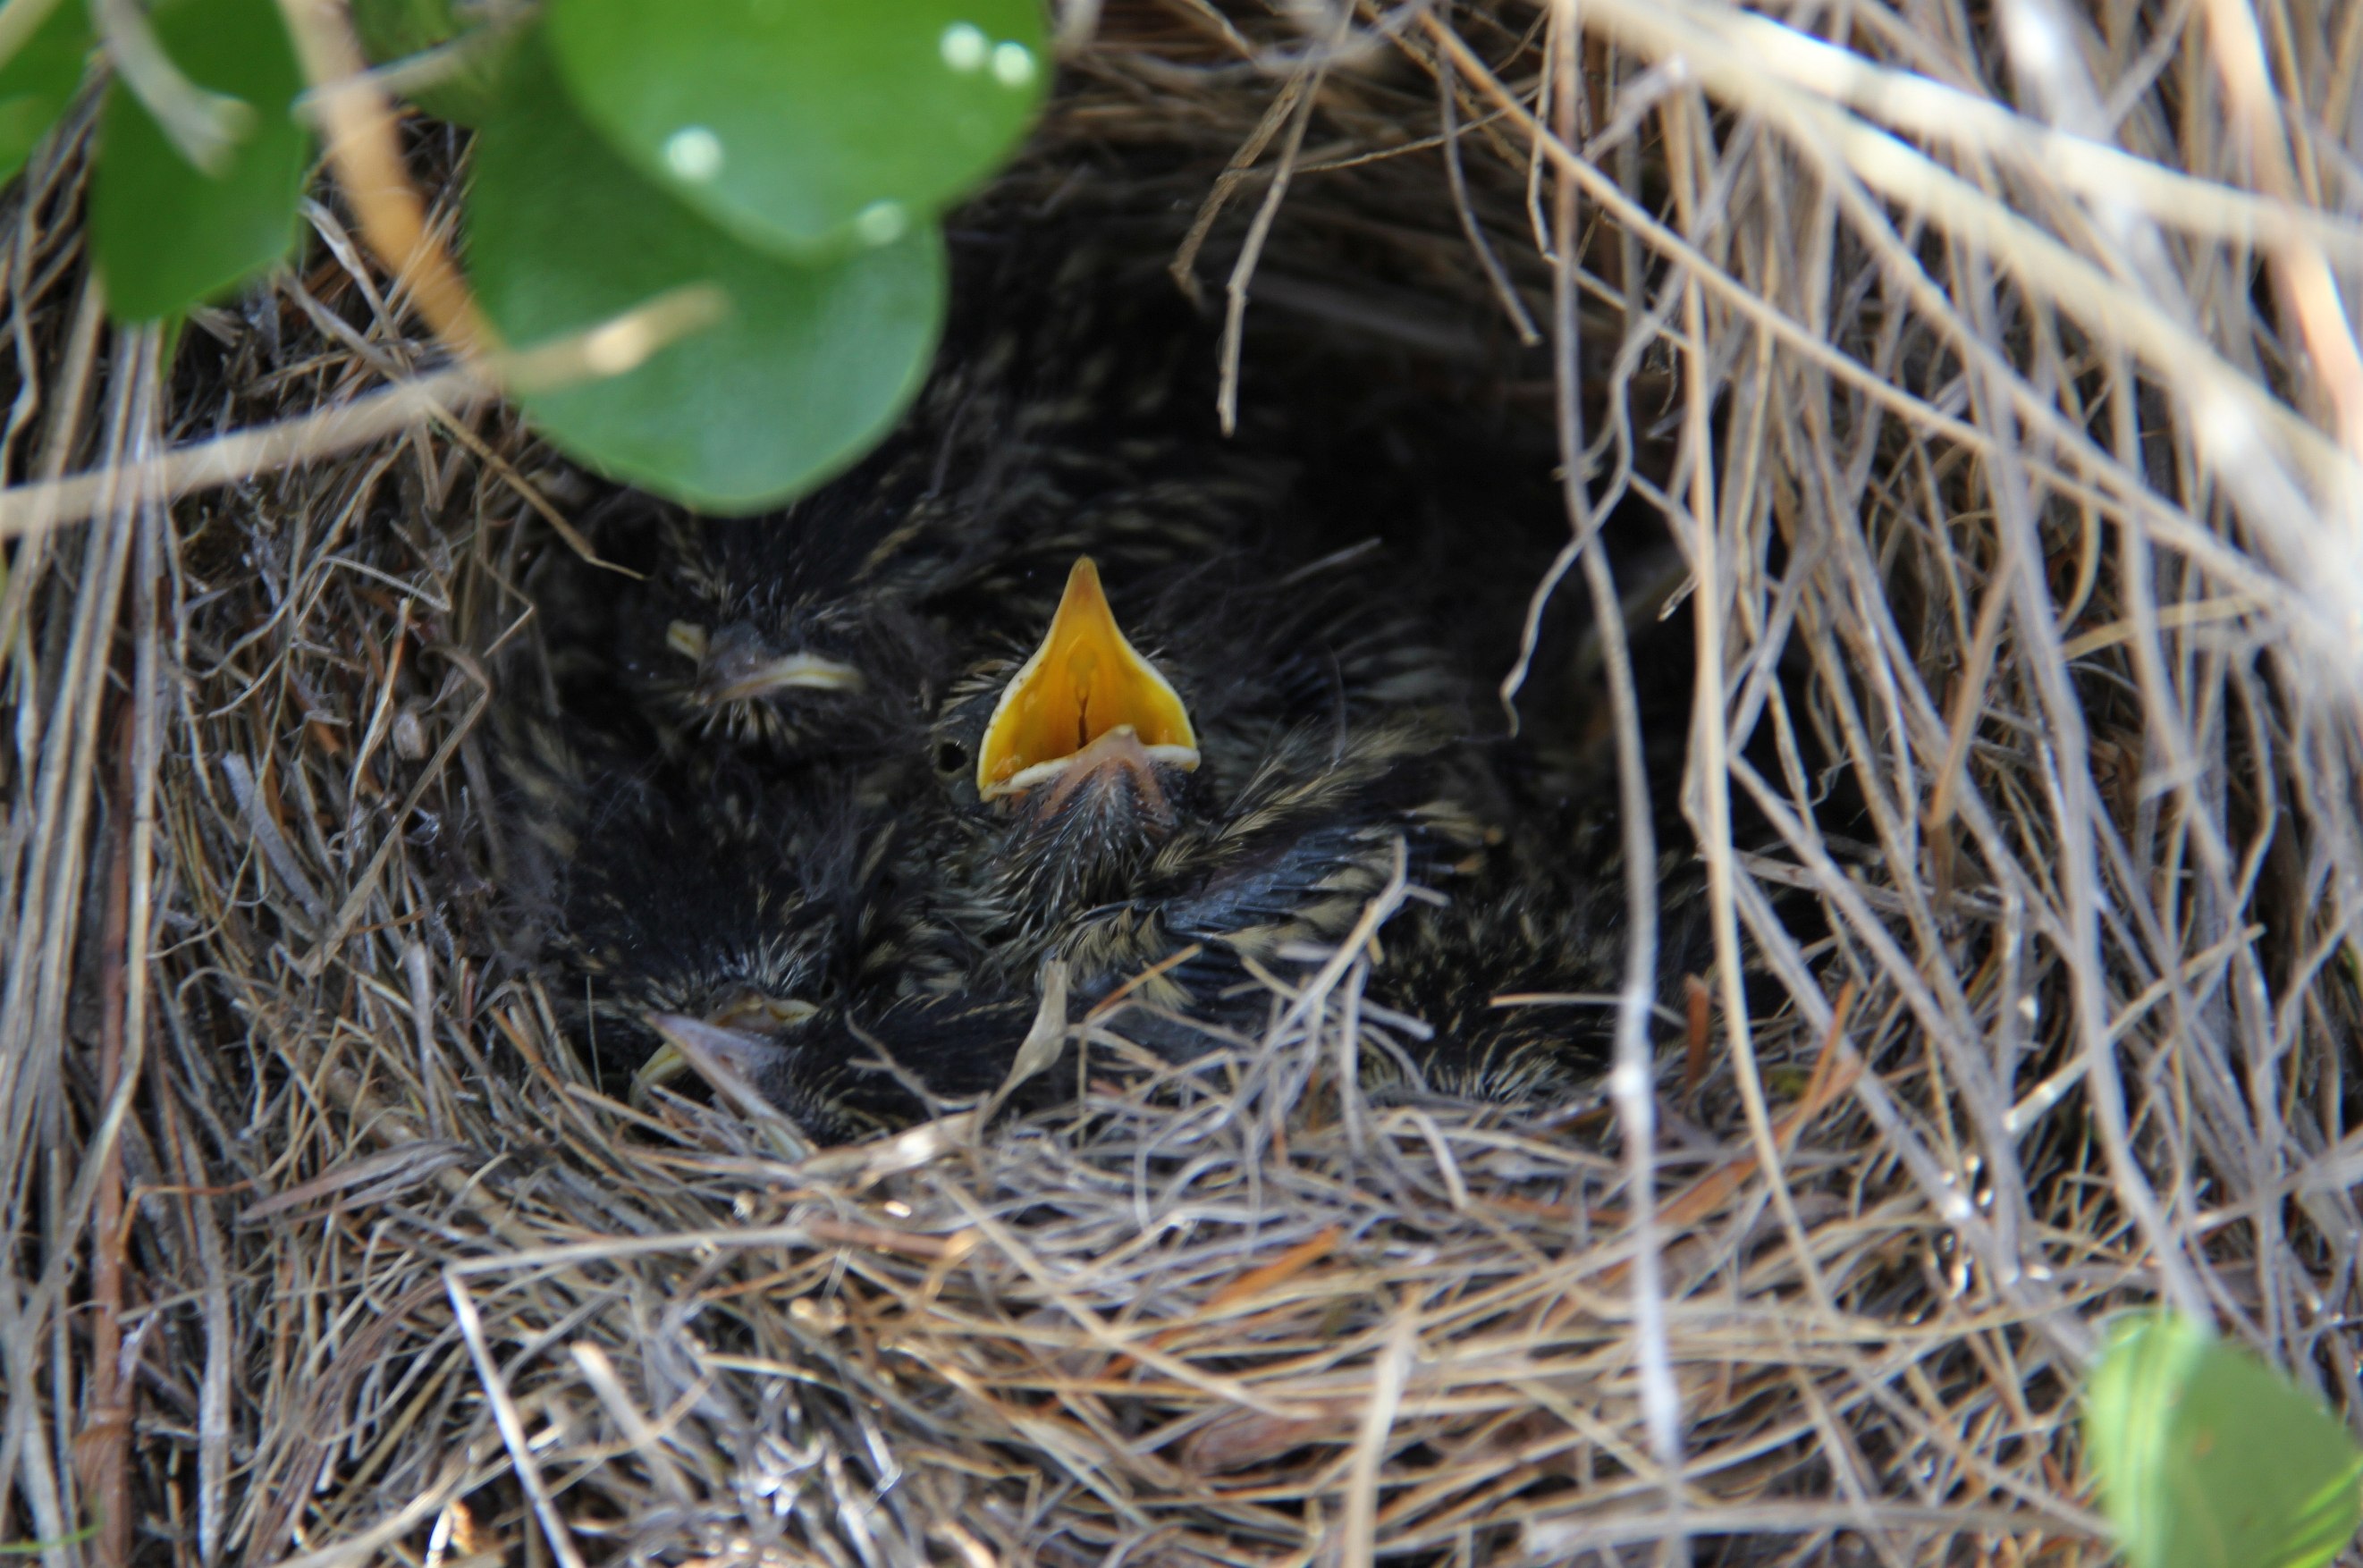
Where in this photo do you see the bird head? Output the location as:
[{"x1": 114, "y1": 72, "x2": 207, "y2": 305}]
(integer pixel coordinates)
[
  {"x1": 667, "y1": 616, "x2": 866, "y2": 708},
  {"x1": 656, "y1": 611, "x2": 874, "y2": 747},
  {"x1": 918, "y1": 540, "x2": 1498, "y2": 1004},
  {"x1": 916, "y1": 555, "x2": 1209, "y2": 940},
  {"x1": 916, "y1": 557, "x2": 1219, "y2": 935},
  {"x1": 602, "y1": 887, "x2": 968, "y2": 1144},
  {"x1": 552, "y1": 765, "x2": 958, "y2": 1125},
  {"x1": 587, "y1": 856, "x2": 852, "y2": 1111},
  {"x1": 620, "y1": 510, "x2": 950, "y2": 763}
]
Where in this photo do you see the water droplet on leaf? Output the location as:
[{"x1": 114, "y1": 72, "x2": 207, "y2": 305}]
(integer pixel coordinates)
[
  {"x1": 664, "y1": 125, "x2": 724, "y2": 181},
  {"x1": 991, "y1": 40, "x2": 1034, "y2": 87},
  {"x1": 940, "y1": 21, "x2": 988, "y2": 72},
  {"x1": 854, "y1": 200, "x2": 908, "y2": 246}
]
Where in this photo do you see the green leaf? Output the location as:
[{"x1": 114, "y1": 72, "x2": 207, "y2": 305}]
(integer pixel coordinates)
[
  {"x1": 349, "y1": 0, "x2": 515, "y2": 126},
  {"x1": 2085, "y1": 1312, "x2": 2363, "y2": 1568},
  {"x1": 89, "y1": 0, "x2": 309, "y2": 323},
  {"x1": 467, "y1": 42, "x2": 945, "y2": 513},
  {"x1": 544, "y1": 0, "x2": 1046, "y2": 253},
  {"x1": 0, "y1": 0, "x2": 95, "y2": 186}
]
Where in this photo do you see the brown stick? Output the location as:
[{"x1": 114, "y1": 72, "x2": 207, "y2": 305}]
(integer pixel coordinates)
[
  {"x1": 801, "y1": 1216, "x2": 979, "y2": 1262},
  {"x1": 76, "y1": 707, "x2": 137, "y2": 1568},
  {"x1": 1099, "y1": 1224, "x2": 1346, "y2": 1380}
]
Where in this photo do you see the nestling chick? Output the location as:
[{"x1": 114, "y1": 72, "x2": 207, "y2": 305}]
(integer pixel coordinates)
[
  {"x1": 1358, "y1": 831, "x2": 1709, "y2": 1106},
  {"x1": 915, "y1": 530, "x2": 1499, "y2": 1029},
  {"x1": 540, "y1": 755, "x2": 1025, "y2": 1141},
  {"x1": 606, "y1": 495, "x2": 958, "y2": 769}
]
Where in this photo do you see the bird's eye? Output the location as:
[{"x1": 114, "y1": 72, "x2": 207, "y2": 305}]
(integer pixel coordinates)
[{"x1": 935, "y1": 740, "x2": 968, "y2": 775}]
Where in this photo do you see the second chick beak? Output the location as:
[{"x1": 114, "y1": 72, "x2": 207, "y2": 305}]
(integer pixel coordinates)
[
  {"x1": 632, "y1": 990, "x2": 818, "y2": 1102},
  {"x1": 976, "y1": 557, "x2": 1200, "y2": 801},
  {"x1": 668, "y1": 620, "x2": 866, "y2": 706}
]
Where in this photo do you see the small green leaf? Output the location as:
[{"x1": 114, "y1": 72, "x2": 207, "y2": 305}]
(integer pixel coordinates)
[
  {"x1": 544, "y1": 0, "x2": 1046, "y2": 252},
  {"x1": 467, "y1": 43, "x2": 945, "y2": 513},
  {"x1": 2085, "y1": 1312, "x2": 2363, "y2": 1568},
  {"x1": 89, "y1": 0, "x2": 309, "y2": 323},
  {"x1": 349, "y1": 0, "x2": 515, "y2": 126},
  {"x1": 0, "y1": 0, "x2": 94, "y2": 186}
]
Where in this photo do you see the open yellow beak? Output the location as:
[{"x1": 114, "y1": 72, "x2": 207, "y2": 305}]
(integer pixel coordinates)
[{"x1": 976, "y1": 557, "x2": 1200, "y2": 800}]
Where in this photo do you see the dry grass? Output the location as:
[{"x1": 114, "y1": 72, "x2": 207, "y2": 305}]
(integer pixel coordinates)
[{"x1": 6, "y1": 1, "x2": 2363, "y2": 1564}]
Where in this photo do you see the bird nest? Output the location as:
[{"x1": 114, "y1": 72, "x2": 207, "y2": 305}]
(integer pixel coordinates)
[{"x1": 9, "y1": 2, "x2": 2363, "y2": 1564}]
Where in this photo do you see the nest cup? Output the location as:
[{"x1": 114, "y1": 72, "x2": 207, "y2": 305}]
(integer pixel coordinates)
[{"x1": 7, "y1": 3, "x2": 2363, "y2": 1564}]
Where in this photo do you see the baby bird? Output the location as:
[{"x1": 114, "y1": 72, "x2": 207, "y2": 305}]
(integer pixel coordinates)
[
  {"x1": 603, "y1": 489, "x2": 959, "y2": 771},
  {"x1": 913, "y1": 528, "x2": 1498, "y2": 1033},
  {"x1": 541, "y1": 754, "x2": 1043, "y2": 1141},
  {"x1": 1356, "y1": 830, "x2": 1709, "y2": 1107}
]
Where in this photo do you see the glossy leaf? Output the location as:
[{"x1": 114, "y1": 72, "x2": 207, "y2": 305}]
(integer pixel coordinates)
[
  {"x1": 544, "y1": 0, "x2": 1045, "y2": 252},
  {"x1": 89, "y1": 0, "x2": 308, "y2": 323},
  {"x1": 2085, "y1": 1312, "x2": 2363, "y2": 1568},
  {"x1": 467, "y1": 44, "x2": 945, "y2": 513},
  {"x1": 0, "y1": 0, "x2": 94, "y2": 186},
  {"x1": 349, "y1": 0, "x2": 515, "y2": 126}
]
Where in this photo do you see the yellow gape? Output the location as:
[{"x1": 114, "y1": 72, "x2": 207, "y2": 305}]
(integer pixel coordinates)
[{"x1": 976, "y1": 557, "x2": 1200, "y2": 799}]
